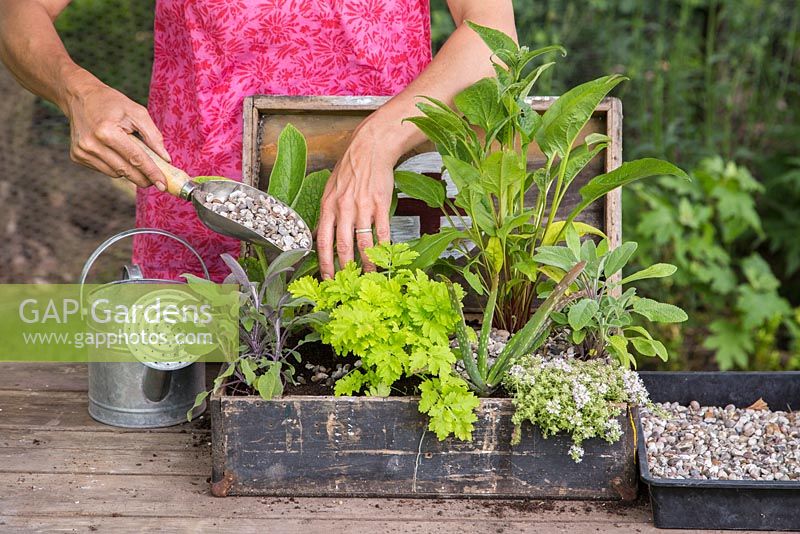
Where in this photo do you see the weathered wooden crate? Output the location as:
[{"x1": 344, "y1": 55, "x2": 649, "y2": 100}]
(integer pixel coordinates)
[
  {"x1": 211, "y1": 95, "x2": 631, "y2": 499},
  {"x1": 242, "y1": 95, "x2": 622, "y2": 249},
  {"x1": 210, "y1": 395, "x2": 637, "y2": 499}
]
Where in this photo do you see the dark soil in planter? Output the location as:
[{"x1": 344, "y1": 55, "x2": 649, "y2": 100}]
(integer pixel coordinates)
[{"x1": 225, "y1": 340, "x2": 513, "y2": 398}]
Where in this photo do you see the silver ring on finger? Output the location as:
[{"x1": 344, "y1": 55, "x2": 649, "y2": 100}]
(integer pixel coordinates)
[{"x1": 354, "y1": 228, "x2": 373, "y2": 234}]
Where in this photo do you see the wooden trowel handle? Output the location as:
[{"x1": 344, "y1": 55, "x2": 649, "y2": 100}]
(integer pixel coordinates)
[{"x1": 129, "y1": 135, "x2": 193, "y2": 198}]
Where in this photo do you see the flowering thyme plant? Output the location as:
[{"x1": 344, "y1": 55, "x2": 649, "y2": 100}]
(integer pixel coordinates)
[{"x1": 505, "y1": 355, "x2": 651, "y2": 462}]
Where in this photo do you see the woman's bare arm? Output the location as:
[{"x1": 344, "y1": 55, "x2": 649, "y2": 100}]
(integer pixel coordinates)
[
  {"x1": 317, "y1": 0, "x2": 516, "y2": 278},
  {"x1": 0, "y1": 0, "x2": 168, "y2": 189}
]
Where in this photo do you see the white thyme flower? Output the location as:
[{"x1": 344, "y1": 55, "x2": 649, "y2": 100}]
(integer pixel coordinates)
[
  {"x1": 569, "y1": 444, "x2": 585, "y2": 463},
  {"x1": 622, "y1": 369, "x2": 650, "y2": 406},
  {"x1": 543, "y1": 357, "x2": 573, "y2": 373},
  {"x1": 545, "y1": 398, "x2": 561, "y2": 415},
  {"x1": 572, "y1": 381, "x2": 590, "y2": 409},
  {"x1": 604, "y1": 418, "x2": 622, "y2": 440}
]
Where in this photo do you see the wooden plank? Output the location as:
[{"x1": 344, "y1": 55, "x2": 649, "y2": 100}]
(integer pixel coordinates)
[
  {"x1": 0, "y1": 446, "x2": 207, "y2": 476},
  {"x1": 0, "y1": 429, "x2": 207, "y2": 452},
  {"x1": 241, "y1": 94, "x2": 259, "y2": 187},
  {"x1": 0, "y1": 473, "x2": 651, "y2": 523},
  {"x1": 0, "y1": 363, "x2": 87, "y2": 392},
  {"x1": 0, "y1": 390, "x2": 209, "y2": 434},
  {"x1": 213, "y1": 395, "x2": 636, "y2": 499},
  {"x1": 604, "y1": 97, "x2": 624, "y2": 251},
  {"x1": 0, "y1": 516, "x2": 668, "y2": 534}
]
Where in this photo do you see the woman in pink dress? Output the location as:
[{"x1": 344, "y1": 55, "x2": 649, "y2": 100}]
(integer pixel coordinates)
[{"x1": 0, "y1": 0, "x2": 515, "y2": 281}]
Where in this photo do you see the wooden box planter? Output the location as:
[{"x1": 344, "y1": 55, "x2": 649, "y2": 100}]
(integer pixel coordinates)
[
  {"x1": 210, "y1": 95, "x2": 631, "y2": 499},
  {"x1": 210, "y1": 394, "x2": 638, "y2": 498}
]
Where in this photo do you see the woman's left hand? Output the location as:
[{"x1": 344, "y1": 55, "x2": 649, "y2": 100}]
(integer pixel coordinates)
[{"x1": 317, "y1": 118, "x2": 397, "y2": 280}]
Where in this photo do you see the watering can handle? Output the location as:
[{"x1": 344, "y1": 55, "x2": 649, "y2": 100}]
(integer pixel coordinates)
[{"x1": 79, "y1": 228, "x2": 211, "y2": 295}]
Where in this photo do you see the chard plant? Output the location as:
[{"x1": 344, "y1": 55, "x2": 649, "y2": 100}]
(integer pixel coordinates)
[
  {"x1": 394, "y1": 22, "x2": 687, "y2": 394},
  {"x1": 533, "y1": 234, "x2": 688, "y2": 368}
]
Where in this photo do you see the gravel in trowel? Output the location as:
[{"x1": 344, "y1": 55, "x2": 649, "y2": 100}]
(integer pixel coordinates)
[
  {"x1": 200, "y1": 190, "x2": 312, "y2": 251},
  {"x1": 641, "y1": 401, "x2": 800, "y2": 481}
]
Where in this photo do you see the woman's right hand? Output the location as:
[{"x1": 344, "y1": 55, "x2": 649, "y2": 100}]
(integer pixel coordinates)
[{"x1": 60, "y1": 70, "x2": 170, "y2": 191}]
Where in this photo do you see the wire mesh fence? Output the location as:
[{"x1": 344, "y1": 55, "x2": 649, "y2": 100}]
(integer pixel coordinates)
[{"x1": 0, "y1": 1, "x2": 155, "y2": 283}]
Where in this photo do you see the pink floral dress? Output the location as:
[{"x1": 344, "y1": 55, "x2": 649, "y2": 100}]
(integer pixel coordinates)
[{"x1": 134, "y1": 0, "x2": 432, "y2": 281}]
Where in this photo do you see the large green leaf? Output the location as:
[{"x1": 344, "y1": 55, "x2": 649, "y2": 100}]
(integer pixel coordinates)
[
  {"x1": 486, "y1": 236, "x2": 504, "y2": 273},
  {"x1": 254, "y1": 362, "x2": 284, "y2": 400},
  {"x1": 466, "y1": 21, "x2": 518, "y2": 56},
  {"x1": 567, "y1": 158, "x2": 689, "y2": 223},
  {"x1": 497, "y1": 210, "x2": 533, "y2": 240},
  {"x1": 517, "y1": 99, "x2": 542, "y2": 141},
  {"x1": 631, "y1": 337, "x2": 668, "y2": 362},
  {"x1": 268, "y1": 124, "x2": 307, "y2": 205},
  {"x1": 532, "y1": 245, "x2": 579, "y2": 272},
  {"x1": 394, "y1": 170, "x2": 446, "y2": 208},
  {"x1": 703, "y1": 320, "x2": 753, "y2": 370},
  {"x1": 562, "y1": 141, "x2": 608, "y2": 190},
  {"x1": 404, "y1": 115, "x2": 459, "y2": 157},
  {"x1": 568, "y1": 299, "x2": 599, "y2": 331},
  {"x1": 463, "y1": 189, "x2": 496, "y2": 235},
  {"x1": 417, "y1": 100, "x2": 466, "y2": 134},
  {"x1": 620, "y1": 263, "x2": 677, "y2": 284},
  {"x1": 408, "y1": 228, "x2": 466, "y2": 271},
  {"x1": 536, "y1": 75, "x2": 626, "y2": 158},
  {"x1": 632, "y1": 298, "x2": 688, "y2": 323},
  {"x1": 479, "y1": 150, "x2": 526, "y2": 202},
  {"x1": 454, "y1": 78, "x2": 504, "y2": 133},
  {"x1": 291, "y1": 169, "x2": 329, "y2": 230},
  {"x1": 540, "y1": 221, "x2": 606, "y2": 246},
  {"x1": 603, "y1": 241, "x2": 638, "y2": 278},
  {"x1": 443, "y1": 155, "x2": 481, "y2": 191}
]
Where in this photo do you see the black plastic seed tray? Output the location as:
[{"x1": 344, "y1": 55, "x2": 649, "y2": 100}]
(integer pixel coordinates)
[{"x1": 637, "y1": 371, "x2": 800, "y2": 531}]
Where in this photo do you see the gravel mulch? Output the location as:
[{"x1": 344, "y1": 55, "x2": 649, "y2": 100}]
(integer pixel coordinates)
[
  {"x1": 200, "y1": 190, "x2": 312, "y2": 251},
  {"x1": 642, "y1": 401, "x2": 800, "y2": 481}
]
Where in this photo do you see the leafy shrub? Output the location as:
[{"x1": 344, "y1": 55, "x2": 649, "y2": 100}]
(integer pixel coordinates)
[
  {"x1": 626, "y1": 157, "x2": 799, "y2": 369},
  {"x1": 396, "y1": 23, "x2": 685, "y2": 395},
  {"x1": 758, "y1": 156, "x2": 800, "y2": 280},
  {"x1": 534, "y1": 235, "x2": 687, "y2": 368},
  {"x1": 186, "y1": 249, "x2": 320, "y2": 418}
]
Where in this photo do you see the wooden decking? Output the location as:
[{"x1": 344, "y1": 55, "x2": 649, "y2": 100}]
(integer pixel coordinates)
[{"x1": 0, "y1": 363, "x2": 729, "y2": 533}]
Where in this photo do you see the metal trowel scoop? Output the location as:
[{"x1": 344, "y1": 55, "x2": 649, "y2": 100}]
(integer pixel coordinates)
[{"x1": 131, "y1": 136, "x2": 311, "y2": 258}]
